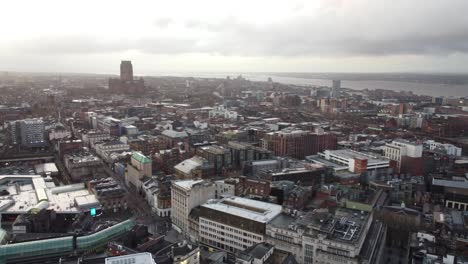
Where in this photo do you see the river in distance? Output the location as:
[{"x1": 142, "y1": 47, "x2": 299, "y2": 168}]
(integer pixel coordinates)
[{"x1": 157, "y1": 72, "x2": 468, "y2": 98}]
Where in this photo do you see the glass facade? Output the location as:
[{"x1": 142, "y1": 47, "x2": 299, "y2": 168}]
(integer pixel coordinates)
[
  {"x1": 304, "y1": 243, "x2": 314, "y2": 264},
  {"x1": 0, "y1": 236, "x2": 73, "y2": 263},
  {"x1": 76, "y1": 219, "x2": 135, "y2": 250},
  {"x1": 0, "y1": 219, "x2": 135, "y2": 264}
]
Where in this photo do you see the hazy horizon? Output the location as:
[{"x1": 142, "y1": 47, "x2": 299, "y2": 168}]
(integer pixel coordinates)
[
  {"x1": 2, "y1": 0, "x2": 468, "y2": 73},
  {"x1": 3, "y1": 70, "x2": 468, "y2": 77}
]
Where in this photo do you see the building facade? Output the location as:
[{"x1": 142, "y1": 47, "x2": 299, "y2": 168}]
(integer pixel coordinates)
[
  {"x1": 197, "y1": 145, "x2": 232, "y2": 175},
  {"x1": 424, "y1": 140, "x2": 462, "y2": 156},
  {"x1": 108, "y1": 60, "x2": 145, "y2": 94},
  {"x1": 208, "y1": 105, "x2": 238, "y2": 120},
  {"x1": 81, "y1": 130, "x2": 111, "y2": 147},
  {"x1": 125, "y1": 152, "x2": 152, "y2": 191},
  {"x1": 171, "y1": 180, "x2": 215, "y2": 236},
  {"x1": 384, "y1": 139, "x2": 423, "y2": 175},
  {"x1": 10, "y1": 118, "x2": 46, "y2": 148},
  {"x1": 301, "y1": 209, "x2": 384, "y2": 264},
  {"x1": 63, "y1": 153, "x2": 103, "y2": 182},
  {"x1": 197, "y1": 196, "x2": 282, "y2": 254},
  {"x1": 331, "y1": 80, "x2": 341, "y2": 98},
  {"x1": 262, "y1": 130, "x2": 337, "y2": 159}
]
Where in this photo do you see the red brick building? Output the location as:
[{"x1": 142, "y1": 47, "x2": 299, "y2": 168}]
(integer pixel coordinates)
[
  {"x1": 237, "y1": 176, "x2": 271, "y2": 197},
  {"x1": 354, "y1": 158, "x2": 368, "y2": 174},
  {"x1": 263, "y1": 130, "x2": 337, "y2": 159},
  {"x1": 221, "y1": 177, "x2": 271, "y2": 198}
]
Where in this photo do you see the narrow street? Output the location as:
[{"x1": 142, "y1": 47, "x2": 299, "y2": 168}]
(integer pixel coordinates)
[
  {"x1": 54, "y1": 153, "x2": 72, "y2": 185},
  {"x1": 102, "y1": 163, "x2": 171, "y2": 235}
]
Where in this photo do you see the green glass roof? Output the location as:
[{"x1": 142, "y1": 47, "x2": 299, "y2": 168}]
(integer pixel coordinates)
[
  {"x1": 132, "y1": 152, "x2": 151, "y2": 164},
  {"x1": 0, "y1": 219, "x2": 135, "y2": 263},
  {"x1": 76, "y1": 219, "x2": 135, "y2": 250}
]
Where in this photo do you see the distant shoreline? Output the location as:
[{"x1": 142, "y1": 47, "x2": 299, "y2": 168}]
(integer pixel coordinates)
[
  {"x1": 1, "y1": 70, "x2": 467, "y2": 97},
  {"x1": 159, "y1": 72, "x2": 468, "y2": 97}
]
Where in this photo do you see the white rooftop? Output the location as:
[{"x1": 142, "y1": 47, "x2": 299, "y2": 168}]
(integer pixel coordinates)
[
  {"x1": 106, "y1": 253, "x2": 156, "y2": 264},
  {"x1": 173, "y1": 179, "x2": 207, "y2": 191},
  {"x1": 162, "y1": 129, "x2": 188, "y2": 138},
  {"x1": 271, "y1": 167, "x2": 315, "y2": 175},
  {"x1": 392, "y1": 138, "x2": 422, "y2": 147},
  {"x1": 201, "y1": 196, "x2": 282, "y2": 224},
  {"x1": 0, "y1": 175, "x2": 100, "y2": 214},
  {"x1": 324, "y1": 149, "x2": 389, "y2": 164},
  {"x1": 34, "y1": 163, "x2": 59, "y2": 174},
  {"x1": 251, "y1": 160, "x2": 279, "y2": 166},
  {"x1": 272, "y1": 129, "x2": 308, "y2": 136},
  {"x1": 21, "y1": 118, "x2": 44, "y2": 124},
  {"x1": 66, "y1": 153, "x2": 101, "y2": 163},
  {"x1": 74, "y1": 194, "x2": 100, "y2": 209},
  {"x1": 174, "y1": 156, "x2": 204, "y2": 174}
]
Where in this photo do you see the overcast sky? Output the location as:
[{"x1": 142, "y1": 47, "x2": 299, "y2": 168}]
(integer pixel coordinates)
[{"x1": 1, "y1": 0, "x2": 468, "y2": 74}]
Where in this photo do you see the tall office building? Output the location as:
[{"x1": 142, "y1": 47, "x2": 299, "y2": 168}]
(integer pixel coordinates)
[
  {"x1": 331, "y1": 80, "x2": 341, "y2": 98},
  {"x1": 10, "y1": 118, "x2": 46, "y2": 148},
  {"x1": 171, "y1": 180, "x2": 215, "y2": 237},
  {"x1": 120, "y1": 60, "x2": 133, "y2": 82}
]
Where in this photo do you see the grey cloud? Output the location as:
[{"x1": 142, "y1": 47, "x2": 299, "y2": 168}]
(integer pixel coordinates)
[
  {"x1": 14, "y1": 36, "x2": 131, "y2": 54},
  {"x1": 193, "y1": 0, "x2": 468, "y2": 57},
  {"x1": 11, "y1": 0, "x2": 468, "y2": 57}
]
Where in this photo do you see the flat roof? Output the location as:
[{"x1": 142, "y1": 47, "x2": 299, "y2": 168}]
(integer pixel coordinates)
[
  {"x1": 306, "y1": 156, "x2": 348, "y2": 170},
  {"x1": 273, "y1": 129, "x2": 308, "y2": 136},
  {"x1": 173, "y1": 179, "x2": 207, "y2": 191},
  {"x1": 106, "y1": 253, "x2": 155, "y2": 264},
  {"x1": 0, "y1": 175, "x2": 100, "y2": 214},
  {"x1": 201, "y1": 196, "x2": 282, "y2": 224},
  {"x1": 268, "y1": 213, "x2": 297, "y2": 228},
  {"x1": 174, "y1": 157, "x2": 204, "y2": 174},
  {"x1": 305, "y1": 208, "x2": 370, "y2": 244},
  {"x1": 162, "y1": 129, "x2": 188, "y2": 138},
  {"x1": 251, "y1": 160, "x2": 278, "y2": 165},
  {"x1": 270, "y1": 168, "x2": 316, "y2": 176},
  {"x1": 74, "y1": 195, "x2": 100, "y2": 208},
  {"x1": 324, "y1": 149, "x2": 389, "y2": 164},
  {"x1": 393, "y1": 138, "x2": 421, "y2": 147},
  {"x1": 244, "y1": 243, "x2": 274, "y2": 259},
  {"x1": 432, "y1": 178, "x2": 468, "y2": 189},
  {"x1": 65, "y1": 153, "x2": 100, "y2": 163},
  {"x1": 200, "y1": 145, "x2": 227, "y2": 154},
  {"x1": 21, "y1": 119, "x2": 43, "y2": 124},
  {"x1": 34, "y1": 163, "x2": 59, "y2": 174}
]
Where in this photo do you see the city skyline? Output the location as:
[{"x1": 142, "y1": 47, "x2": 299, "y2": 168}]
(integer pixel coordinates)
[
  {"x1": 1, "y1": 0, "x2": 468, "y2": 73},
  {"x1": 0, "y1": 53, "x2": 468, "y2": 264},
  {"x1": 1, "y1": 1, "x2": 468, "y2": 263}
]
